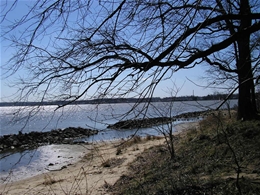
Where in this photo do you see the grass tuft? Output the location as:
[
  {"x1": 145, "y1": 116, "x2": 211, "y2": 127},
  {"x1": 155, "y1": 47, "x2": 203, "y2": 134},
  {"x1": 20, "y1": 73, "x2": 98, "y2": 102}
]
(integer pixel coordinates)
[
  {"x1": 102, "y1": 157, "x2": 126, "y2": 168},
  {"x1": 43, "y1": 175, "x2": 64, "y2": 186}
]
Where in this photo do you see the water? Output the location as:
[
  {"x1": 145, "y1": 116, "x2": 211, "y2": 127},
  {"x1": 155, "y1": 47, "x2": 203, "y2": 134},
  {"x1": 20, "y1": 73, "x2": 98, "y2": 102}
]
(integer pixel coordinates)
[
  {"x1": 0, "y1": 100, "x2": 237, "y2": 136},
  {"x1": 0, "y1": 144, "x2": 89, "y2": 183},
  {"x1": 0, "y1": 100, "x2": 237, "y2": 183}
]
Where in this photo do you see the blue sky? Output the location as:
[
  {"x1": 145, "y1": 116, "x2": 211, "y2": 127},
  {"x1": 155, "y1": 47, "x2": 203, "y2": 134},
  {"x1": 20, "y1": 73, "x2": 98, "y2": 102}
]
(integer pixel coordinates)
[{"x1": 0, "y1": 1, "x2": 220, "y2": 102}]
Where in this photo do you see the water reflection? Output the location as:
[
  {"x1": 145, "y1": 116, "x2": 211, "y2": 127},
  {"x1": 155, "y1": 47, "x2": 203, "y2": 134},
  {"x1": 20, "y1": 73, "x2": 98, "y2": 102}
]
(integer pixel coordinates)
[{"x1": 0, "y1": 149, "x2": 40, "y2": 173}]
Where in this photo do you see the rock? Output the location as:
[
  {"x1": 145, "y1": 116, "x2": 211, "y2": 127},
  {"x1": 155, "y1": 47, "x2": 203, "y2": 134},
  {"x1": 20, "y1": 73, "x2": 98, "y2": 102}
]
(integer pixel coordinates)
[
  {"x1": 73, "y1": 140, "x2": 86, "y2": 144},
  {"x1": 12, "y1": 139, "x2": 20, "y2": 146},
  {"x1": 0, "y1": 127, "x2": 98, "y2": 153},
  {"x1": 107, "y1": 110, "x2": 211, "y2": 130},
  {"x1": 107, "y1": 117, "x2": 173, "y2": 129}
]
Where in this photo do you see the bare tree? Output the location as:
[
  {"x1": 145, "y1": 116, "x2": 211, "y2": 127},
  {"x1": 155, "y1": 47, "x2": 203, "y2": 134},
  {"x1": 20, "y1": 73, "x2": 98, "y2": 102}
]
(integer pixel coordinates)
[
  {"x1": 1, "y1": 0, "x2": 260, "y2": 120},
  {"x1": 149, "y1": 82, "x2": 183, "y2": 160}
]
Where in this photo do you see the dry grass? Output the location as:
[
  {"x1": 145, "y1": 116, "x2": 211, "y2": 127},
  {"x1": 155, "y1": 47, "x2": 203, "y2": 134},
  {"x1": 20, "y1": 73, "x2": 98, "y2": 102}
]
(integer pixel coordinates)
[
  {"x1": 109, "y1": 114, "x2": 260, "y2": 195},
  {"x1": 101, "y1": 157, "x2": 126, "y2": 168},
  {"x1": 42, "y1": 175, "x2": 64, "y2": 186},
  {"x1": 115, "y1": 135, "x2": 162, "y2": 156}
]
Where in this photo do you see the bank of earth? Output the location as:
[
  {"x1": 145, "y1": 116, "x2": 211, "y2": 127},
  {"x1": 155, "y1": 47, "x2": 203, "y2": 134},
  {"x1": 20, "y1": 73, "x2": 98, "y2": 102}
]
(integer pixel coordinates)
[{"x1": 110, "y1": 112, "x2": 260, "y2": 194}]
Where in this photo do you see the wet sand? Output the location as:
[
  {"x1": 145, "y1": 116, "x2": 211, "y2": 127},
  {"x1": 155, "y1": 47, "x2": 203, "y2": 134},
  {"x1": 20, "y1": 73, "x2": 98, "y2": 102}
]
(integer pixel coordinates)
[{"x1": 0, "y1": 144, "x2": 91, "y2": 183}]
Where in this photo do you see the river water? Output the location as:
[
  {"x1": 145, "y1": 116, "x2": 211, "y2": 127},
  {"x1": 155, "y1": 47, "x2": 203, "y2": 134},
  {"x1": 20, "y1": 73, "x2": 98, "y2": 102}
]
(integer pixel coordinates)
[{"x1": 0, "y1": 100, "x2": 237, "y2": 183}]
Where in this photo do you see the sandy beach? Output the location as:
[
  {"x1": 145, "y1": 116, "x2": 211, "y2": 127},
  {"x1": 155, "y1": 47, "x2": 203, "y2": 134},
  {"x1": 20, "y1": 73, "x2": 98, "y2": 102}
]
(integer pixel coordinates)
[{"x1": 0, "y1": 122, "x2": 197, "y2": 195}]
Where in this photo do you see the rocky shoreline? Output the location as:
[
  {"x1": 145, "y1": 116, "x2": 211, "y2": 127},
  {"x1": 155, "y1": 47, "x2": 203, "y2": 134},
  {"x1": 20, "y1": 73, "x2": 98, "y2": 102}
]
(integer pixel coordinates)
[
  {"x1": 0, "y1": 127, "x2": 98, "y2": 153},
  {"x1": 0, "y1": 110, "x2": 216, "y2": 153},
  {"x1": 107, "y1": 117, "x2": 173, "y2": 129},
  {"x1": 107, "y1": 110, "x2": 212, "y2": 129}
]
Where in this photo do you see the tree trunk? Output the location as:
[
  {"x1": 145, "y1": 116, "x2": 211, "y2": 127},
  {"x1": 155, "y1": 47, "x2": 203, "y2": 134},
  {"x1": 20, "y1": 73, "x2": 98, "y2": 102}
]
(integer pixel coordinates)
[
  {"x1": 237, "y1": 0, "x2": 257, "y2": 120},
  {"x1": 237, "y1": 71, "x2": 257, "y2": 120}
]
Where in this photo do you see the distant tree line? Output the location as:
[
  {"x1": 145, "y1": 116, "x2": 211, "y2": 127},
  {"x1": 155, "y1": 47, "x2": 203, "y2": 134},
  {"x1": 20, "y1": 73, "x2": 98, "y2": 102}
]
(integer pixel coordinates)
[{"x1": 0, "y1": 94, "x2": 238, "y2": 107}]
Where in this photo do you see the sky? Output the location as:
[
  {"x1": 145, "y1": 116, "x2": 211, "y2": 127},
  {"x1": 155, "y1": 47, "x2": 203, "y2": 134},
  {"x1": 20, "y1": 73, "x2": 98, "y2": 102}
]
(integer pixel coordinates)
[{"x1": 0, "y1": 1, "x2": 220, "y2": 102}]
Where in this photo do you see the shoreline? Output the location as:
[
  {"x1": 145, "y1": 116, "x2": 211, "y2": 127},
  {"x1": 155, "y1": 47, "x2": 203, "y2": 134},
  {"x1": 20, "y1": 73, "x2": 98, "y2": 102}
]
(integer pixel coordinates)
[
  {"x1": 0, "y1": 110, "x2": 207, "y2": 154},
  {"x1": 0, "y1": 127, "x2": 98, "y2": 153},
  {"x1": 0, "y1": 144, "x2": 91, "y2": 183},
  {"x1": 0, "y1": 109, "x2": 226, "y2": 154},
  {"x1": 0, "y1": 121, "x2": 199, "y2": 195}
]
